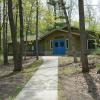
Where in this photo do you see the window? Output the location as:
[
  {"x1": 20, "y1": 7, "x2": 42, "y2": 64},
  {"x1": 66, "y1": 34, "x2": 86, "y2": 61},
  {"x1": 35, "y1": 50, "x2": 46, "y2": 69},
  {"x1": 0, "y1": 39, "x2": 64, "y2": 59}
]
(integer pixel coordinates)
[
  {"x1": 60, "y1": 41, "x2": 64, "y2": 47},
  {"x1": 87, "y1": 39, "x2": 96, "y2": 50},
  {"x1": 50, "y1": 40, "x2": 53, "y2": 49},
  {"x1": 66, "y1": 40, "x2": 69, "y2": 49},
  {"x1": 55, "y1": 42, "x2": 59, "y2": 47}
]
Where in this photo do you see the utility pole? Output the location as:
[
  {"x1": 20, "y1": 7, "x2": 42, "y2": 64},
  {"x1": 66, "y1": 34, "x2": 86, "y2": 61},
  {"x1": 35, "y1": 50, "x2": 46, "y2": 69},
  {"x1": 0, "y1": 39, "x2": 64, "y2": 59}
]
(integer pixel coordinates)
[{"x1": 36, "y1": 0, "x2": 39, "y2": 60}]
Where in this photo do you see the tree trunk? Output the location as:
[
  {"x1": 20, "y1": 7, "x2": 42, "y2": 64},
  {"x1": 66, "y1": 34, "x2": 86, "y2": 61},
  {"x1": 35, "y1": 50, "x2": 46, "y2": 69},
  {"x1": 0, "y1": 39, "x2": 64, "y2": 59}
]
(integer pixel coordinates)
[
  {"x1": 60, "y1": 0, "x2": 77, "y2": 63},
  {"x1": 5, "y1": 0, "x2": 8, "y2": 63},
  {"x1": 0, "y1": 2, "x2": 1, "y2": 51},
  {"x1": 15, "y1": 3, "x2": 18, "y2": 31},
  {"x1": 18, "y1": 0, "x2": 24, "y2": 69},
  {"x1": 3, "y1": 0, "x2": 8, "y2": 65},
  {"x1": 24, "y1": 3, "x2": 34, "y2": 60},
  {"x1": 97, "y1": 69, "x2": 100, "y2": 74},
  {"x1": 36, "y1": 0, "x2": 39, "y2": 60},
  {"x1": 8, "y1": 0, "x2": 21, "y2": 71},
  {"x1": 78, "y1": 0, "x2": 89, "y2": 73}
]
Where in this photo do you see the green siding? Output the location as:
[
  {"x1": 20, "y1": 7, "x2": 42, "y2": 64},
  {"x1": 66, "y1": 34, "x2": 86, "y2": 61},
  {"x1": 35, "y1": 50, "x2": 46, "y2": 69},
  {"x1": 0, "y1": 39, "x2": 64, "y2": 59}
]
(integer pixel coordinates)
[{"x1": 39, "y1": 30, "x2": 81, "y2": 55}]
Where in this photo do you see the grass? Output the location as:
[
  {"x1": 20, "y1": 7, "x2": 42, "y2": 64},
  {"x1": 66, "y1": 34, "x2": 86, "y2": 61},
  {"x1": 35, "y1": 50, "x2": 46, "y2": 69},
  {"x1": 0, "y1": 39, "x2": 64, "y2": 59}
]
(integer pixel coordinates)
[
  {"x1": 59, "y1": 66, "x2": 81, "y2": 75},
  {"x1": 96, "y1": 64, "x2": 100, "y2": 70},
  {"x1": 59, "y1": 55, "x2": 100, "y2": 75},
  {"x1": 14, "y1": 59, "x2": 43, "y2": 98},
  {"x1": 58, "y1": 56, "x2": 81, "y2": 75},
  {"x1": 58, "y1": 56, "x2": 81, "y2": 100},
  {"x1": 58, "y1": 55, "x2": 100, "y2": 100},
  {"x1": 88, "y1": 55, "x2": 100, "y2": 71},
  {"x1": 0, "y1": 58, "x2": 43, "y2": 99},
  {"x1": 22, "y1": 59, "x2": 43, "y2": 77}
]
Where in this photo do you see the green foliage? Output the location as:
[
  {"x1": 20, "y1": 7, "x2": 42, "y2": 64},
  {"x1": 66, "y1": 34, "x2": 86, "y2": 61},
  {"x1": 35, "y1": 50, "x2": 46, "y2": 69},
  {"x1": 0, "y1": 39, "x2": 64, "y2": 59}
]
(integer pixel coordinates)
[
  {"x1": 15, "y1": 86, "x2": 23, "y2": 94},
  {"x1": 22, "y1": 0, "x2": 55, "y2": 36},
  {"x1": 72, "y1": 21, "x2": 79, "y2": 28},
  {"x1": 92, "y1": 48, "x2": 100, "y2": 55},
  {"x1": 8, "y1": 96, "x2": 13, "y2": 100}
]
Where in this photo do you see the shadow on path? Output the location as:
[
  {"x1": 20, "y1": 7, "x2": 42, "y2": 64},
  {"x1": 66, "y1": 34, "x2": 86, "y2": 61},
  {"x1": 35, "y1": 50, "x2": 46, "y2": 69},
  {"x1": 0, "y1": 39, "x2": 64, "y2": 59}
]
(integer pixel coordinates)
[
  {"x1": 59, "y1": 62, "x2": 74, "y2": 67},
  {"x1": 83, "y1": 73, "x2": 100, "y2": 100},
  {"x1": 0, "y1": 72, "x2": 19, "y2": 80}
]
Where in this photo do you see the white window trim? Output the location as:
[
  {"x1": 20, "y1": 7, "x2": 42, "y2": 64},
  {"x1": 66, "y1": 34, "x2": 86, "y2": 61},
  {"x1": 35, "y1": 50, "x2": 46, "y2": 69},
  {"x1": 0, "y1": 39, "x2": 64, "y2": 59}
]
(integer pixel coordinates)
[
  {"x1": 65, "y1": 39, "x2": 69, "y2": 49},
  {"x1": 50, "y1": 39, "x2": 69, "y2": 49},
  {"x1": 87, "y1": 39, "x2": 96, "y2": 50},
  {"x1": 50, "y1": 40, "x2": 53, "y2": 49}
]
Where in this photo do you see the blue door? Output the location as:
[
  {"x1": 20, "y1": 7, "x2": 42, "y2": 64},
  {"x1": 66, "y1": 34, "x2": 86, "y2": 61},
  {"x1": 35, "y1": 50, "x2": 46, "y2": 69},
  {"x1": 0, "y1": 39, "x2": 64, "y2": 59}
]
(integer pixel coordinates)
[{"x1": 53, "y1": 40, "x2": 65, "y2": 55}]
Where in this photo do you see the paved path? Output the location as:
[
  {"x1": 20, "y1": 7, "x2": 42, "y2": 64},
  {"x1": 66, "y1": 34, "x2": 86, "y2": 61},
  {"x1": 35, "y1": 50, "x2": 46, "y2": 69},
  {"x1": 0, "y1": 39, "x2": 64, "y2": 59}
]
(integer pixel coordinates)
[{"x1": 15, "y1": 56, "x2": 58, "y2": 100}]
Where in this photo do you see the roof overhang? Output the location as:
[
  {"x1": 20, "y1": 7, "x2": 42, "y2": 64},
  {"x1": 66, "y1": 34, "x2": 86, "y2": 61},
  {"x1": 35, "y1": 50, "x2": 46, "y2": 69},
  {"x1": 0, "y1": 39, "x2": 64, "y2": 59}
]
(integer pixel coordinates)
[{"x1": 39, "y1": 29, "x2": 80, "y2": 41}]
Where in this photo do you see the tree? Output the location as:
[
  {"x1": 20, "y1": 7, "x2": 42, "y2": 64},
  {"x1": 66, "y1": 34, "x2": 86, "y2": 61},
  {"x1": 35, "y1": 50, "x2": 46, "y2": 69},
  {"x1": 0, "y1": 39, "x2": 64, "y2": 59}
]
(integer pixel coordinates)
[
  {"x1": 36, "y1": 0, "x2": 39, "y2": 60},
  {"x1": 78, "y1": 0, "x2": 89, "y2": 73},
  {"x1": 85, "y1": 0, "x2": 97, "y2": 31},
  {"x1": 60, "y1": 0, "x2": 78, "y2": 63},
  {"x1": 67, "y1": 0, "x2": 76, "y2": 24},
  {"x1": 24, "y1": 1, "x2": 35, "y2": 59},
  {"x1": 17, "y1": 0, "x2": 24, "y2": 70},
  {"x1": 0, "y1": 0, "x2": 1, "y2": 50},
  {"x1": 3, "y1": 0, "x2": 8, "y2": 65},
  {"x1": 8, "y1": 0, "x2": 20, "y2": 71}
]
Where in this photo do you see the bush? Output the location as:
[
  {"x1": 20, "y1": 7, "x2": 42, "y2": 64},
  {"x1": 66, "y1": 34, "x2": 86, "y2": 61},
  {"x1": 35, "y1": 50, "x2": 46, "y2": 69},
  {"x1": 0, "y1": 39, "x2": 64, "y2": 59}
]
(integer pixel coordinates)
[{"x1": 92, "y1": 48, "x2": 100, "y2": 55}]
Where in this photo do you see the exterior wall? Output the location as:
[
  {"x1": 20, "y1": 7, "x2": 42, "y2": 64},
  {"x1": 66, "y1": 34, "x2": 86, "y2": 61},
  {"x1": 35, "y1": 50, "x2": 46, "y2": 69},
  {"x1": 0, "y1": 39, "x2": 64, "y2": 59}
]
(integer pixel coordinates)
[
  {"x1": 39, "y1": 30, "x2": 81, "y2": 55},
  {"x1": 8, "y1": 30, "x2": 98, "y2": 56},
  {"x1": 86, "y1": 34, "x2": 99, "y2": 54},
  {"x1": 38, "y1": 40, "x2": 45, "y2": 55}
]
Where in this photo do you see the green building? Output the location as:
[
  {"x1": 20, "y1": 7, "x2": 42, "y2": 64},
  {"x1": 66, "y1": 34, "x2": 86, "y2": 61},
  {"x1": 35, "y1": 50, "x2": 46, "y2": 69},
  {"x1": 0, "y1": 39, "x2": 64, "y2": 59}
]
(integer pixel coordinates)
[{"x1": 8, "y1": 26, "x2": 99, "y2": 56}]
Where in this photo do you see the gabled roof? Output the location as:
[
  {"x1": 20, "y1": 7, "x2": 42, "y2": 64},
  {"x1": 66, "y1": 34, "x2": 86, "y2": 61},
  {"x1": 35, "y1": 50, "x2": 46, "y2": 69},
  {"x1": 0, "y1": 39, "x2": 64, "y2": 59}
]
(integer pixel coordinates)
[
  {"x1": 62, "y1": 26, "x2": 96, "y2": 34},
  {"x1": 8, "y1": 26, "x2": 97, "y2": 43},
  {"x1": 37, "y1": 26, "x2": 98, "y2": 41},
  {"x1": 38, "y1": 29, "x2": 80, "y2": 40}
]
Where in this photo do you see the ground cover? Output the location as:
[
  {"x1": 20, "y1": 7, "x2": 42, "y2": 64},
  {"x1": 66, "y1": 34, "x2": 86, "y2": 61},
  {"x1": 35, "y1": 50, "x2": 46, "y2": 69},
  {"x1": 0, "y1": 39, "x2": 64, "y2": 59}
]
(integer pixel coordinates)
[
  {"x1": 58, "y1": 55, "x2": 100, "y2": 100},
  {"x1": 0, "y1": 57, "x2": 43, "y2": 100}
]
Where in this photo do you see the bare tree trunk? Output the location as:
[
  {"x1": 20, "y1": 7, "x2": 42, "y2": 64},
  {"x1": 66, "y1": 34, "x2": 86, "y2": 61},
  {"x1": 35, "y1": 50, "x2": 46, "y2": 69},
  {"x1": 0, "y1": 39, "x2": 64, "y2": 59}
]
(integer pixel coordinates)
[
  {"x1": 5, "y1": 0, "x2": 8, "y2": 63},
  {"x1": 18, "y1": 0, "x2": 24, "y2": 69},
  {"x1": 3, "y1": 0, "x2": 8, "y2": 65},
  {"x1": 78, "y1": 0, "x2": 89, "y2": 73},
  {"x1": 0, "y1": 2, "x2": 1, "y2": 51},
  {"x1": 60, "y1": 0, "x2": 77, "y2": 63},
  {"x1": 54, "y1": 4, "x2": 57, "y2": 28},
  {"x1": 24, "y1": 3, "x2": 34, "y2": 60},
  {"x1": 97, "y1": 69, "x2": 100, "y2": 74},
  {"x1": 15, "y1": 3, "x2": 18, "y2": 31},
  {"x1": 36, "y1": 0, "x2": 39, "y2": 60},
  {"x1": 8, "y1": 0, "x2": 20, "y2": 71}
]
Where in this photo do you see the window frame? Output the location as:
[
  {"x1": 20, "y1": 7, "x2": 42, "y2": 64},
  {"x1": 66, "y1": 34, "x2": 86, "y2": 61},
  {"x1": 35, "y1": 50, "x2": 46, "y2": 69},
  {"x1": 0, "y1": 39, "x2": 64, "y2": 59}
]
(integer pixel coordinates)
[
  {"x1": 50, "y1": 39, "x2": 69, "y2": 49},
  {"x1": 65, "y1": 39, "x2": 69, "y2": 49},
  {"x1": 50, "y1": 40, "x2": 53, "y2": 49},
  {"x1": 87, "y1": 39, "x2": 96, "y2": 50}
]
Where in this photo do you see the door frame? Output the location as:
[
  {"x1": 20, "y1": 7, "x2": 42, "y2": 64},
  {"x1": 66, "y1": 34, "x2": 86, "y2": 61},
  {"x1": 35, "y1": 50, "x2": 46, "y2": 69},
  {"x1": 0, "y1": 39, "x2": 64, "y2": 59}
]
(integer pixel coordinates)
[{"x1": 53, "y1": 39, "x2": 66, "y2": 55}]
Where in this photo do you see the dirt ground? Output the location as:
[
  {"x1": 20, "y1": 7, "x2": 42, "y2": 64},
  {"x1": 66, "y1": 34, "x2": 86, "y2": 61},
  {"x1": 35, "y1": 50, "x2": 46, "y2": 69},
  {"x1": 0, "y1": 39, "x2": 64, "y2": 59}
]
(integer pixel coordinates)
[
  {"x1": 0, "y1": 57, "x2": 43, "y2": 100},
  {"x1": 58, "y1": 55, "x2": 100, "y2": 100}
]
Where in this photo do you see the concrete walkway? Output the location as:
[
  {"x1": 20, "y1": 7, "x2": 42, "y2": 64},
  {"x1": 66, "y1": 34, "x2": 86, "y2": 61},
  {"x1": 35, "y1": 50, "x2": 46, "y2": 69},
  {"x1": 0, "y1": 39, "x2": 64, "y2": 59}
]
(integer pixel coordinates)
[{"x1": 15, "y1": 56, "x2": 58, "y2": 100}]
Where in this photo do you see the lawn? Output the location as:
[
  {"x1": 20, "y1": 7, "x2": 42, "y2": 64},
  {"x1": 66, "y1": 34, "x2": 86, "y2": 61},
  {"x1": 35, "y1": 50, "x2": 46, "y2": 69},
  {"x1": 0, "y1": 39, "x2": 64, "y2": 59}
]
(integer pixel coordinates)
[
  {"x1": 58, "y1": 55, "x2": 100, "y2": 100},
  {"x1": 0, "y1": 57, "x2": 43, "y2": 100}
]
